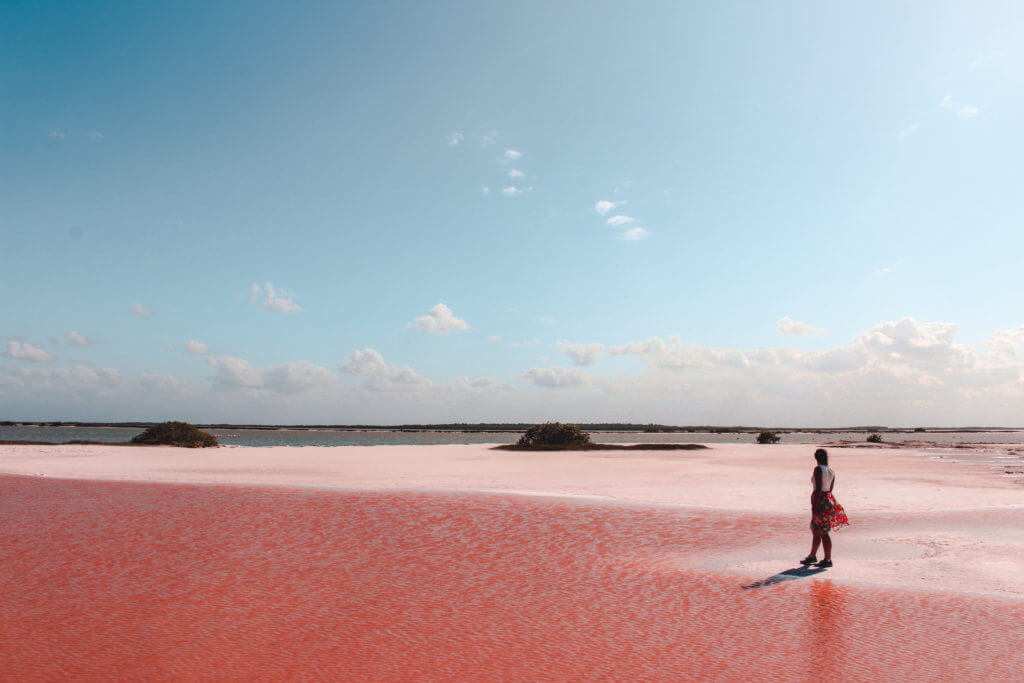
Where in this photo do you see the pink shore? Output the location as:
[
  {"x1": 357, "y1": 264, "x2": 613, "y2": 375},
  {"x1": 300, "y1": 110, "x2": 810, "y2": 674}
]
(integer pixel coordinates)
[{"x1": 2, "y1": 441, "x2": 1022, "y2": 598}]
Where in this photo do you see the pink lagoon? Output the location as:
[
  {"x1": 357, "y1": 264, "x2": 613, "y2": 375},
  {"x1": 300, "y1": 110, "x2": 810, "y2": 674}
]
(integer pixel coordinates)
[{"x1": 3, "y1": 442, "x2": 1022, "y2": 679}]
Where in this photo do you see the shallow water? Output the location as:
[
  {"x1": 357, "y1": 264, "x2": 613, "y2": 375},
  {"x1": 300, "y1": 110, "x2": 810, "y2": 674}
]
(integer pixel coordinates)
[
  {"x1": 1, "y1": 475, "x2": 1021, "y2": 679},
  {"x1": 5, "y1": 424, "x2": 1024, "y2": 447}
]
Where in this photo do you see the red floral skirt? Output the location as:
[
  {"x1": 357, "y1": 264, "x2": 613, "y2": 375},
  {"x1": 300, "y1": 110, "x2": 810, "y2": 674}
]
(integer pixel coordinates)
[{"x1": 810, "y1": 492, "x2": 850, "y2": 534}]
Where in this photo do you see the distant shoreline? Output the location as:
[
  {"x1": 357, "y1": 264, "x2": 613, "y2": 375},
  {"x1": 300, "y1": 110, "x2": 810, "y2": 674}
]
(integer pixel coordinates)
[{"x1": 4, "y1": 421, "x2": 1023, "y2": 433}]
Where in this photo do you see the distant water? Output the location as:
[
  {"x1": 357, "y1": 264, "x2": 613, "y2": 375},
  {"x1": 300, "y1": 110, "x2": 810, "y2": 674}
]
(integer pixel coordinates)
[{"x1": 4, "y1": 425, "x2": 1024, "y2": 447}]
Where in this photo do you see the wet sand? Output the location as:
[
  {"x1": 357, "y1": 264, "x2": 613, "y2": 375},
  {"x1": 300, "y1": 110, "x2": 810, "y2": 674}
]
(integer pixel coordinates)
[{"x1": 1, "y1": 443, "x2": 1022, "y2": 678}]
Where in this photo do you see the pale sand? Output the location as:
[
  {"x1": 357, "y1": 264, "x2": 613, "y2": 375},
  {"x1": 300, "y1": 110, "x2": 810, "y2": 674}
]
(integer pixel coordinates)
[{"x1": 2, "y1": 442, "x2": 1022, "y2": 597}]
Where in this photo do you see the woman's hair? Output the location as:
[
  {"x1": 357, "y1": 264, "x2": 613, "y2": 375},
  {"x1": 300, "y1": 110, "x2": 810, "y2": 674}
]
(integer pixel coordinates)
[{"x1": 814, "y1": 448, "x2": 828, "y2": 465}]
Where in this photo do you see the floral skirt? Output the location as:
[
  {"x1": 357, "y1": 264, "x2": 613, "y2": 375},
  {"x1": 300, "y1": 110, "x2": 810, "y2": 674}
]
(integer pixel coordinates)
[{"x1": 810, "y1": 492, "x2": 850, "y2": 534}]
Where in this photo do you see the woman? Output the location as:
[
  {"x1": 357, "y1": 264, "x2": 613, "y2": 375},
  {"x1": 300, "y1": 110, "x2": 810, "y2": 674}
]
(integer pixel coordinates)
[{"x1": 800, "y1": 448, "x2": 849, "y2": 568}]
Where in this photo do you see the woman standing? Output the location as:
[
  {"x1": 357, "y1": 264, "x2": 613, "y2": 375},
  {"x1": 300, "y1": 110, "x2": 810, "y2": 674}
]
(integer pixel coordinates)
[{"x1": 801, "y1": 448, "x2": 849, "y2": 568}]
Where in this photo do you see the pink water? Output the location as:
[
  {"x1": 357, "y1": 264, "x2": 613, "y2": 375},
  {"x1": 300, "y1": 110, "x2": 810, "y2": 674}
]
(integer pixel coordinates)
[{"x1": 2, "y1": 475, "x2": 1020, "y2": 680}]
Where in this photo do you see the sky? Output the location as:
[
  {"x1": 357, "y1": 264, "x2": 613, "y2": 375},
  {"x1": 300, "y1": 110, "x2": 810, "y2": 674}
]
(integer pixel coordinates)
[{"x1": 3, "y1": 1, "x2": 1024, "y2": 426}]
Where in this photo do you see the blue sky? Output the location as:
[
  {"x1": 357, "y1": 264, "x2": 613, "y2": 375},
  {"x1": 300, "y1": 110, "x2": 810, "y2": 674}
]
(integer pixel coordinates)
[{"x1": 3, "y1": 1, "x2": 1024, "y2": 425}]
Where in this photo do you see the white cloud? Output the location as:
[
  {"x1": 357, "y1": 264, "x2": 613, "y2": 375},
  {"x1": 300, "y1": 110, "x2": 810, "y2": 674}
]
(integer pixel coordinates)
[
  {"x1": 250, "y1": 282, "x2": 302, "y2": 313},
  {"x1": 341, "y1": 348, "x2": 428, "y2": 391},
  {"x1": 610, "y1": 336, "x2": 752, "y2": 370},
  {"x1": 502, "y1": 186, "x2": 523, "y2": 197},
  {"x1": 488, "y1": 335, "x2": 502, "y2": 343},
  {"x1": 139, "y1": 371, "x2": 189, "y2": 390},
  {"x1": 340, "y1": 348, "x2": 389, "y2": 376},
  {"x1": 49, "y1": 128, "x2": 66, "y2": 139},
  {"x1": 211, "y1": 356, "x2": 263, "y2": 389},
  {"x1": 263, "y1": 282, "x2": 302, "y2": 313},
  {"x1": 508, "y1": 169, "x2": 525, "y2": 178},
  {"x1": 855, "y1": 318, "x2": 970, "y2": 372},
  {"x1": 556, "y1": 341, "x2": 605, "y2": 366},
  {"x1": 873, "y1": 259, "x2": 902, "y2": 276},
  {"x1": 604, "y1": 319, "x2": 1020, "y2": 414},
  {"x1": 12, "y1": 364, "x2": 121, "y2": 386},
  {"x1": 940, "y1": 95, "x2": 981, "y2": 119},
  {"x1": 132, "y1": 303, "x2": 153, "y2": 318},
  {"x1": 409, "y1": 303, "x2": 470, "y2": 334},
  {"x1": 897, "y1": 124, "x2": 919, "y2": 140},
  {"x1": 482, "y1": 186, "x2": 490, "y2": 195},
  {"x1": 71, "y1": 366, "x2": 101, "y2": 383},
  {"x1": 447, "y1": 132, "x2": 464, "y2": 146},
  {"x1": 481, "y1": 131, "x2": 497, "y2": 146},
  {"x1": 0, "y1": 365, "x2": 209, "y2": 420},
  {"x1": 504, "y1": 149, "x2": 522, "y2": 160},
  {"x1": 594, "y1": 200, "x2": 622, "y2": 216},
  {"x1": 958, "y1": 105, "x2": 979, "y2": 119},
  {"x1": 84, "y1": 130, "x2": 104, "y2": 140},
  {"x1": 211, "y1": 356, "x2": 336, "y2": 394},
  {"x1": 66, "y1": 330, "x2": 93, "y2": 347},
  {"x1": 777, "y1": 316, "x2": 827, "y2": 337},
  {"x1": 262, "y1": 362, "x2": 338, "y2": 394},
  {"x1": 449, "y1": 376, "x2": 511, "y2": 393},
  {"x1": 523, "y1": 366, "x2": 589, "y2": 388},
  {"x1": 185, "y1": 340, "x2": 210, "y2": 355},
  {"x1": 606, "y1": 215, "x2": 634, "y2": 227},
  {"x1": 620, "y1": 227, "x2": 649, "y2": 241},
  {"x1": 988, "y1": 325, "x2": 1024, "y2": 360},
  {"x1": 4, "y1": 340, "x2": 55, "y2": 363}
]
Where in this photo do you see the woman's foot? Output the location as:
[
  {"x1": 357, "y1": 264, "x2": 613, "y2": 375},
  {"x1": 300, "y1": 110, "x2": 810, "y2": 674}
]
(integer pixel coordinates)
[
  {"x1": 800, "y1": 555, "x2": 817, "y2": 565},
  {"x1": 815, "y1": 559, "x2": 833, "y2": 568}
]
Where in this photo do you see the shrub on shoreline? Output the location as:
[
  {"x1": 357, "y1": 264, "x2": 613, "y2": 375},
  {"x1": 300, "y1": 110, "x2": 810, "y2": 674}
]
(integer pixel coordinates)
[
  {"x1": 516, "y1": 422, "x2": 591, "y2": 449},
  {"x1": 131, "y1": 421, "x2": 218, "y2": 448},
  {"x1": 867, "y1": 433, "x2": 883, "y2": 443},
  {"x1": 756, "y1": 430, "x2": 780, "y2": 444}
]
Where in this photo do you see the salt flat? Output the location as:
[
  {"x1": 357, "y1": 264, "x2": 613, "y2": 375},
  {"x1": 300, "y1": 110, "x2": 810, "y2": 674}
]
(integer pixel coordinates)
[{"x1": 2, "y1": 441, "x2": 1022, "y2": 597}]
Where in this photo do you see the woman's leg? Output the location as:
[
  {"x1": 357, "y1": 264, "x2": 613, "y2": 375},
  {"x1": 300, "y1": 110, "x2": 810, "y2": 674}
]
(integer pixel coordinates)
[
  {"x1": 821, "y1": 532, "x2": 832, "y2": 560},
  {"x1": 809, "y1": 532, "x2": 822, "y2": 557}
]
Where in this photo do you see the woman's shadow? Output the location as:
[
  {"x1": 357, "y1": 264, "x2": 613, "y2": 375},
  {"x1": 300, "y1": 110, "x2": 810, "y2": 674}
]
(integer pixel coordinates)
[{"x1": 742, "y1": 565, "x2": 827, "y2": 589}]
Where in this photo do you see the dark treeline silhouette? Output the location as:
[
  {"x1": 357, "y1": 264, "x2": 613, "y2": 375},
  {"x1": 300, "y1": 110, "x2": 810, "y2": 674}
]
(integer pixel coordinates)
[{"x1": 8, "y1": 421, "x2": 1019, "y2": 432}]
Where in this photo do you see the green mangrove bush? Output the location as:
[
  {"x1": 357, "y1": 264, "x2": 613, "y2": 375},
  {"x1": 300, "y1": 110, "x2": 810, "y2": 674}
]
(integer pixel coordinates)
[
  {"x1": 517, "y1": 422, "x2": 592, "y2": 448},
  {"x1": 131, "y1": 421, "x2": 218, "y2": 448}
]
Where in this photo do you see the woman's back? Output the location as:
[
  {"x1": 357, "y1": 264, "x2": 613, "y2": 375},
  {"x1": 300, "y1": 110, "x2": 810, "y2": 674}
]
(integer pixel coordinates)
[{"x1": 812, "y1": 464, "x2": 835, "y2": 491}]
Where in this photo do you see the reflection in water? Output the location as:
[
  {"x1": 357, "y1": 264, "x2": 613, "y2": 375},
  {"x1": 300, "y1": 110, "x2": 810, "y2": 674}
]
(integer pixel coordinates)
[
  {"x1": 1, "y1": 475, "x2": 1021, "y2": 679},
  {"x1": 809, "y1": 580, "x2": 848, "y2": 678}
]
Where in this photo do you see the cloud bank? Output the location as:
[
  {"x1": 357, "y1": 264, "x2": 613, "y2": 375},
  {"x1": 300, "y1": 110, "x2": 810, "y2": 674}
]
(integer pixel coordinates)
[{"x1": 5, "y1": 317, "x2": 1024, "y2": 426}]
